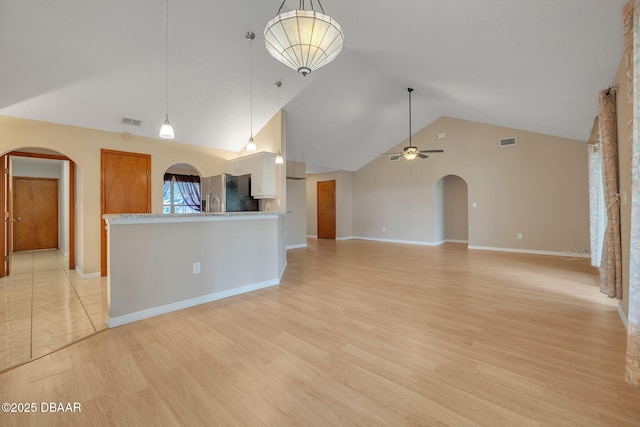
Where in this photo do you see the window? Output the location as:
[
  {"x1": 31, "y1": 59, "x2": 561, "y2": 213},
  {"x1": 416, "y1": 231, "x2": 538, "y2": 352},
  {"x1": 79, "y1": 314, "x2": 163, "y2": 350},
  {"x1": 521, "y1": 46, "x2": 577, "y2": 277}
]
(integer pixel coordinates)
[{"x1": 163, "y1": 174, "x2": 201, "y2": 214}]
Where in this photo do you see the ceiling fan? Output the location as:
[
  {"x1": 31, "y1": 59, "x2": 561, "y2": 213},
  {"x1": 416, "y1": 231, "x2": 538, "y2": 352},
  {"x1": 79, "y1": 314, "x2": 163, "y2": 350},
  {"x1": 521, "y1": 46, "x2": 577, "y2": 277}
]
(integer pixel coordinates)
[{"x1": 384, "y1": 88, "x2": 444, "y2": 161}]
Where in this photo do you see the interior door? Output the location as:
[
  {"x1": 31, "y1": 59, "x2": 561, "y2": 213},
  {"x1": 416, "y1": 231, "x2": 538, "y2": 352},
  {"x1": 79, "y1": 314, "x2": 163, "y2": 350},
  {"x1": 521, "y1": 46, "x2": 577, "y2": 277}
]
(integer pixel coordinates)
[
  {"x1": 317, "y1": 180, "x2": 336, "y2": 239},
  {"x1": 13, "y1": 177, "x2": 59, "y2": 251},
  {"x1": 101, "y1": 149, "x2": 151, "y2": 276}
]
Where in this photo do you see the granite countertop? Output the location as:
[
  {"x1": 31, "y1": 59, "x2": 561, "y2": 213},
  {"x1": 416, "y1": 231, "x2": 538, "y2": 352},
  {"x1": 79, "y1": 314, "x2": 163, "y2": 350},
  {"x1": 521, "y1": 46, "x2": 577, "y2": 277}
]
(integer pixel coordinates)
[{"x1": 103, "y1": 211, "x2": 285, "y2": 224}]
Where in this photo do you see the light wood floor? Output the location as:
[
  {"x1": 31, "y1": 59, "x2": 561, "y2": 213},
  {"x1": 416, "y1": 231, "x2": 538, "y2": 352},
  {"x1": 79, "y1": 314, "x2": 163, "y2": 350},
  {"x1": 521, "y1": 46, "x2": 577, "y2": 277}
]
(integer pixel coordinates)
[
  {"x1": 1, "y1": 240, "x2": 639, "y2": 426},
  {"x1": 0, "y1": 250, "x2": 108, "y2": 372}
]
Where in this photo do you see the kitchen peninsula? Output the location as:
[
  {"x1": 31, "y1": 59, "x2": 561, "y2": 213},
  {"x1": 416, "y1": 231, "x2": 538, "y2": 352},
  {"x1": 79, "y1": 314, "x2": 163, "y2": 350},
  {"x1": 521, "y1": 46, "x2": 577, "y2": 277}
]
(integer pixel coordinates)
[{"x1": 103, "y1": 211, "x2": 286, "y2": 327}]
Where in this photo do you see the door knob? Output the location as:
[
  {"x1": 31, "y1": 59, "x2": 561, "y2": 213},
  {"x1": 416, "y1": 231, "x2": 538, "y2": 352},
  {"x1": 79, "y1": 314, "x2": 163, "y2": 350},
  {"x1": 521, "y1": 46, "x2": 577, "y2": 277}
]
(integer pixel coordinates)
[{"x1": 10, "y1": 217, "x2": 21, "y2": 222}]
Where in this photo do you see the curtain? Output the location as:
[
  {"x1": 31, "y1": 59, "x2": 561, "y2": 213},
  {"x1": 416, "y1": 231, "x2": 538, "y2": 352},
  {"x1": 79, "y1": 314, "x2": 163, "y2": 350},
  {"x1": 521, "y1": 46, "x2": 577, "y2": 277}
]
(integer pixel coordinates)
[
  {"x1": 588, "y1": 117, "x2": 606, "y2": 267},
  {"x1": 173, "y1": 174, "x2": 201, "y2": 211},
  {"x1": 598, "y1": 89, "x2": 623, "y2": 299},
  {"x1": 625, "y1": 0, "x2": 640, "y2": 386},
  {"x1": 163, "y1": 173, "x2": 172, "y2": 202}
]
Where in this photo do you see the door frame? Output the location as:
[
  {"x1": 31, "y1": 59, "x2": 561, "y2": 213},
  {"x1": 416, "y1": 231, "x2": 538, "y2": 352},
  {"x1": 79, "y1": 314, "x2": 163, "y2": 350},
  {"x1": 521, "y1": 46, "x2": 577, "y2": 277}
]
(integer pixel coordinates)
[{"x1": 3, "y1": 151, "x2": 76, "y2": 273}]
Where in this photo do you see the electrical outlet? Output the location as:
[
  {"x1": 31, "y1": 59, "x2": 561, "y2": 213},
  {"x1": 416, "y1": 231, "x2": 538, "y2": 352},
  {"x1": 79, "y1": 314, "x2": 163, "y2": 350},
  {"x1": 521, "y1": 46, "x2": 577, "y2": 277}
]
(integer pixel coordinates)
[
  {"x1": 382, "y1": 226, "x2": 386, "y2": 232},
  {"x1": 193, "y1": 262, "x2": 201, "y2": 274},
  {"x1": 517, "y1": 233, "x2": 523, "y2": 240}
]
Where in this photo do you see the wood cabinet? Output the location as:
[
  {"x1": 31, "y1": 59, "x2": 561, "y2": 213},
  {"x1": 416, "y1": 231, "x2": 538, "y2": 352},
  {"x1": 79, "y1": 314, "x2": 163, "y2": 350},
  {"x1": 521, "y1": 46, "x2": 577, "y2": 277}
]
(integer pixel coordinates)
[{"x1": 226, "y1": 152, "x2": 276, "y2": 199}]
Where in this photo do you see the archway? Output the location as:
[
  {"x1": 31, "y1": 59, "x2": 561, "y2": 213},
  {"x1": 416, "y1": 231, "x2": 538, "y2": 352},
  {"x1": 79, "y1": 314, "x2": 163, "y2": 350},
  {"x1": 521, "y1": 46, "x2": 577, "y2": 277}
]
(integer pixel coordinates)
[
  {"x1": 2, "y1": 147, "x2": 77, "y2": 275},
  {"x1": 434, "y1": 175, "x2": 469, "y2": 244},
  {"x1": 163, "y1": 163, "x2": 202, "y2": 213}
]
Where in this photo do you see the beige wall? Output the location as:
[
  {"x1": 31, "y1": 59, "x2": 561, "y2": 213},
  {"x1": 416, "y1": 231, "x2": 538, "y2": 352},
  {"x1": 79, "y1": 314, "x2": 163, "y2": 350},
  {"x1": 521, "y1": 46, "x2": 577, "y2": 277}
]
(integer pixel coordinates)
[
  {"x1": 251, "y1": 109, "x2": 287, "y2": 211},
  {"x1": 285, "y1": 179, "x2": 307, "y2": 248},
  {"x1": 352, "y1": 116, "x2": 590, "y2": 253},
  {"x1": 613, "y1": 58, "x2": 632, "y2": 317},
  {"x1": 0, "y1": 115, "x2": 237, "y2": 275},
  {"x1": 306, "y1": 171, "x2": 353, "y2": 239},
  {"x1": 107, "y1": 215, "x2": 285, "y2": 324}
]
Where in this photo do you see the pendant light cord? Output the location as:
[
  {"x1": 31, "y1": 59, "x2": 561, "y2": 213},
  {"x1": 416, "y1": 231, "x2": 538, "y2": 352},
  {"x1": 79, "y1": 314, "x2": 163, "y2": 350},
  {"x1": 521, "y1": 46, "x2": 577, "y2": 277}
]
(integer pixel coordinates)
[
  {"x1": 165, "y1": 0, "x2": 170, "y2": 119},
  {"x1": 249, "y1": 34, "x2": 253, "y2": 137}
]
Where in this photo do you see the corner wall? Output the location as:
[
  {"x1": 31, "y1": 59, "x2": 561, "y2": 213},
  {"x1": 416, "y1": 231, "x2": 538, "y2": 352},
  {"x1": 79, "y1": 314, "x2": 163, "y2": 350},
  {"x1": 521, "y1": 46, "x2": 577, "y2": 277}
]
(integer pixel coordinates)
[{"x1": 352, "y1": 116, "x2": 591, "y2": 254}]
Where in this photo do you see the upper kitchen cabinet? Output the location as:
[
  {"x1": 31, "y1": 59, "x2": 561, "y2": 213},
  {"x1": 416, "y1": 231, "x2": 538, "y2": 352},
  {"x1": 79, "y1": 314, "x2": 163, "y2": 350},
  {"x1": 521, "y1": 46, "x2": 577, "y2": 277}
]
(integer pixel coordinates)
[{"x1": 226, "y1": 152, "x2": 276, "y2": 199}]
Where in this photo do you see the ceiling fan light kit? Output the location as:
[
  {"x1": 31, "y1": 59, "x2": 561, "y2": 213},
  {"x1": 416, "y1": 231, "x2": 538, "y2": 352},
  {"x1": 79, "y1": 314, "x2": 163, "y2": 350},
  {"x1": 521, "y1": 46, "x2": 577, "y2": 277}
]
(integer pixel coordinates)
[
  {"x1": 383, "y1": 88, "x2": 444, "y2": 161},
  {"x1": 264, "y1": 0, "x2": 344, "y2": 76}
]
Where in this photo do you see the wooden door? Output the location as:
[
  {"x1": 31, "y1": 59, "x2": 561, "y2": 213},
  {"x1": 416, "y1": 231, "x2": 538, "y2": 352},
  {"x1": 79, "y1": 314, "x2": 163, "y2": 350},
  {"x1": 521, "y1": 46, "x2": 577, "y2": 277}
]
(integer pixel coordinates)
[
  {"x1": 13, "y1": 177, "x2": 59, "y2": 251},
  {"x1": 101, "y1": 149, "x2": 151, "y2": 276},
  {"x1": 317, "y1": 180, "x2": 336, "y2": 239}
]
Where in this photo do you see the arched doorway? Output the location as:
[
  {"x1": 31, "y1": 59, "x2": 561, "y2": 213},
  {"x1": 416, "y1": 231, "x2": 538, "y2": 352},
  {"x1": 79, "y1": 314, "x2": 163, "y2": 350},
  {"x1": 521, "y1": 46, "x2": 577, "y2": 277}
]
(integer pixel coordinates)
[
  {"x1": 434, "y1": 175, "x2": 469, "y2": 244},
  {"x1": 1, "y1": 148, "x2": 76, "y2": 276},
  {"x1": 163, "y1": 163, "x2": 202, "y2": 213}
]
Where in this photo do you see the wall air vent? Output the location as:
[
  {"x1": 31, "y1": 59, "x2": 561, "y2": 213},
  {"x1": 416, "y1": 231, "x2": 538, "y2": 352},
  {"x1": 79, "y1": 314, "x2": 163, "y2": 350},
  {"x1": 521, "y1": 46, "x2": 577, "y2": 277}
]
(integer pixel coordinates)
[
  {"x1": 499, "y1": 137, "x2": 516, "y2": 147},
  {"x1": 121, "y1": 117, "x2": 142, "y2": 126}
]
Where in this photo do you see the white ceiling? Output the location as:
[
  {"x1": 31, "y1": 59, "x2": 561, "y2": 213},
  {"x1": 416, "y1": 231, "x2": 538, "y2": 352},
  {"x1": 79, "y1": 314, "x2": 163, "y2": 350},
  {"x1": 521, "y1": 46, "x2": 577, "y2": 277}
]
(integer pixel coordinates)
[{"x1": 0, "y1": 0, "x2": 626, "y2": 173}]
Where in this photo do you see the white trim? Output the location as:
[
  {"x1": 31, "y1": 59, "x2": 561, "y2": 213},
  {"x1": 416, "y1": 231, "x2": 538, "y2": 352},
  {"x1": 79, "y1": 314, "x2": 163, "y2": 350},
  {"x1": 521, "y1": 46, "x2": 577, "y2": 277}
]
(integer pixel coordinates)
[
  {"x1": 468, "y1": 245, "x2": 590, "y2": 258},
  {"x1": 351, "y1": 236, "x2": 443, "y2": 246},
  {"x1": 287, "y1": 243, "x2": 308, "y2": 250},
  {"x1": 279, "y1": 260, "x2": 288, "y2": 280},
  {"x1": 445, "y1": 239, "x2": 469, "y2": 244},
  {"x1": 107, "y1": 279, "x2": 280, "y2": 328},
  {"x1": 307, "y1": 235, "x2": 318, "y2": 239},
  {"x1": 336, "y1": 236, "x2": 354, "y2": 241},
  {"x1": 618, "y1": 302, "x2": 628, "y2": 330},
  {"x1": 75, "y1": 266, "x2": 100, "y2": 279}
]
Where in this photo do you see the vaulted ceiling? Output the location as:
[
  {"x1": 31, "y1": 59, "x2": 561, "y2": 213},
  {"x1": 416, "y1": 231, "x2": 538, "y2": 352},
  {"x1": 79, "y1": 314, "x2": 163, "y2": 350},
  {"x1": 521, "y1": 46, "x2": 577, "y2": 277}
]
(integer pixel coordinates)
[{"x1": 0, "y1": 0, "x2": 626, "y2": 173}]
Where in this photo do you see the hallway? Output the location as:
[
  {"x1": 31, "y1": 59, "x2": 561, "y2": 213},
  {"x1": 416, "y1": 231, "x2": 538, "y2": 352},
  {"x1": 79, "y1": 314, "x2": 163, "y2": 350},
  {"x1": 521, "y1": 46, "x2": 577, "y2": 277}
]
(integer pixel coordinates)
[{"x1": 0, "y1": 250, "x2": 107, "y2": 372}]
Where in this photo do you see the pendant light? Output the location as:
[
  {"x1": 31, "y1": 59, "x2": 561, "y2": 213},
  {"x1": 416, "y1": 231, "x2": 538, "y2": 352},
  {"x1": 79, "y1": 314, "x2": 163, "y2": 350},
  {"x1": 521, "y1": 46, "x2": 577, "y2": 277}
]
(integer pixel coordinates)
[
  {"x1": 274, "y1": 81, "x2": 284, "y2": 164},
  {"x1": 245, "y1": 32, "x2": 257, "y2": 152},
  {"x1": 159, "y1": 0, "x2": 175, "y2": 139},
  {"x1": 264, "y1": 0, "x2": 344, "y2": 76}
]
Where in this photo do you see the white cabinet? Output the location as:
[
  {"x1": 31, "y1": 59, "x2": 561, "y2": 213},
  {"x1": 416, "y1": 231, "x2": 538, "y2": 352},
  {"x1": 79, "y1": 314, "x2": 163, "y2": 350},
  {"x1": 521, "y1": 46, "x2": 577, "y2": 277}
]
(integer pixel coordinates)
[{"x1": 226, "y1": 152, "x2": 276, "y2": 199}]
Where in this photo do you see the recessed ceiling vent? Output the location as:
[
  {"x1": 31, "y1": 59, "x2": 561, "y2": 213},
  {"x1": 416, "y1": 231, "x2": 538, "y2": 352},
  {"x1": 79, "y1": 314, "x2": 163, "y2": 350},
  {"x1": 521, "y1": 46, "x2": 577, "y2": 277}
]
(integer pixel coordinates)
[
  {"x1": 499, "y1": 137, "x2": 516, "y2": 147},
  {"x1": 121, "y1": 117, "x2": 142, "y2": 126}
]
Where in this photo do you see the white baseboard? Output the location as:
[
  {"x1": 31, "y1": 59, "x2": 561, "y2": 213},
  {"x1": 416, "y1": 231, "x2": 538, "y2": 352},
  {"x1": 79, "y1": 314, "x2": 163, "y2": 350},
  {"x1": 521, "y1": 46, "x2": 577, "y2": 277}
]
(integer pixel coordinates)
[
  {"x1": 446, "y1": 239, "x2": 469, "y2": 244},
  {"x1": 287, "y1": 243, "x2": 308, "y2": 250},
  {"x1": 75, "y1": 266, "x2": 101, "y2": 279},
  {"x1": 351, "y1": 236, "x2": 443, "y2": 246},
  {"x1": 279, "y1": 260, "x2": 288, "y2": 280},
  {"x1": 336, "y1": 236, "x2": 354, "y2": 241},
  {"x1": 307, "y1": 235, "x2": 317, "y2": 239},
  {"x1": 468, "y1": 245, "x2": 590, "y2": 258},
  {"x1": 107, "y1": 278, "x2": 280, "y2": 328},
  {"x1": 618, "y1": 302, "x2": 628, "y2": 330}
]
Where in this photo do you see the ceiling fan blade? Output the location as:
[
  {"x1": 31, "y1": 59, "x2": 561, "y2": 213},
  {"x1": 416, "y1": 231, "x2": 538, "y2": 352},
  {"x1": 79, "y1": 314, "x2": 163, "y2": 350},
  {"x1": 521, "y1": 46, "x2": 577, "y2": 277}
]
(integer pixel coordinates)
[
  {"x1": 417, "y1": 153, "x2": 429, "y2": 159},
  {"x1": 382, "y1": 152, "x2": 402, "y2": 155},
  {"x1": 389, "y1": 155, "x2": 402, "y2": 161},
  {"x1": 418, "y1": 149, "x2": 444, "y2": 153}
]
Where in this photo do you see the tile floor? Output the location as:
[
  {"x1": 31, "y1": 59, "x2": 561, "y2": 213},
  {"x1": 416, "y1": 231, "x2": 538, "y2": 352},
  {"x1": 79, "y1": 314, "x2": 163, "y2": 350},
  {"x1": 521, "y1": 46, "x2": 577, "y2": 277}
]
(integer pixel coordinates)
[{"x1": 0, "y1": 250, "x2": 107, "y2": 372}]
